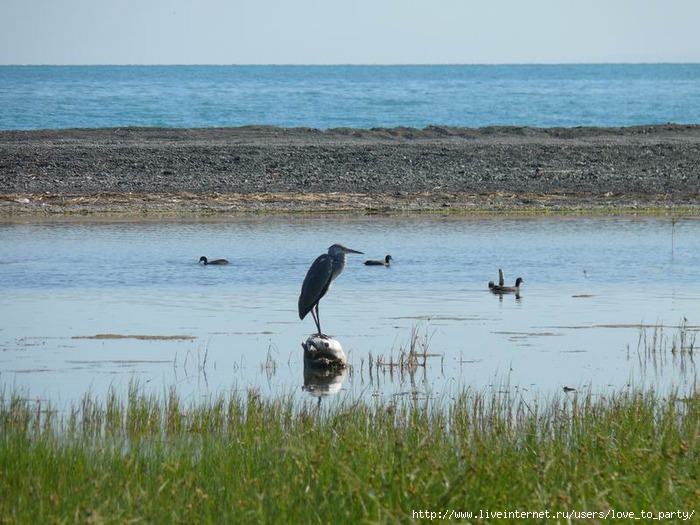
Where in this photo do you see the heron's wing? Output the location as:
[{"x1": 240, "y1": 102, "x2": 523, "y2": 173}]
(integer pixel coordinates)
[{"x1": 298, "y1": 254, "x2": 333, "y2": 320}]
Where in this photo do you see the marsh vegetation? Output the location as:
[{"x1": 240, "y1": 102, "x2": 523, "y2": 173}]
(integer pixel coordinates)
[{"x1": 1, "y1": 324, "x2": 698, "y2": 523}]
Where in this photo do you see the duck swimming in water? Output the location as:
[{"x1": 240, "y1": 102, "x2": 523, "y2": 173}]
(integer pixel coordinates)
[
  {"x1": 490, "y1": 277, "x2": 523, "y2": 294},
  {"x1": 199, "y1": 256, "x2": 229, "y2": 265},
  {"x1": 364, "y1": 254, "x2": 392, "y2": 267},
  {"x1": 487, "y1": 268, "x2": 506, "y2": 289}
]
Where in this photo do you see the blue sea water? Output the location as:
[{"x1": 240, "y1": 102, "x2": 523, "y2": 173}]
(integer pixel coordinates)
[{"x1": 1, "y1": 64, "x2": 699, "y2": 131}]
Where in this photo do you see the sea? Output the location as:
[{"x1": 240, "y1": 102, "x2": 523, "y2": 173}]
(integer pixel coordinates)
[{"x1": 1, "y1": 63, "x2": 699, "y2": 130}]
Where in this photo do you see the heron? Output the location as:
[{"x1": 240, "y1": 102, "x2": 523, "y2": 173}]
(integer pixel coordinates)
[
  {"x1": 298, "y1": 243, "x2": 363, "y2": 336},
  {"x1": 199, "y1": 256, "x2": 229, "y2": 265},
  {"x1": 364, "y1": 254, "x2": 392, "y2": 267}
]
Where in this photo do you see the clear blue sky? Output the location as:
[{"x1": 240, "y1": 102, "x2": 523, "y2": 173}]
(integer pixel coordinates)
[{"x1": 1, "y1": 0, "x2": 698, "y2": 65}]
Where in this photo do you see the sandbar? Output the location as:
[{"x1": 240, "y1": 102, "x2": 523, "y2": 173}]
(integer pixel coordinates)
[{"x1": 1, "y1": 125, "x2": 699, "y2": 216}]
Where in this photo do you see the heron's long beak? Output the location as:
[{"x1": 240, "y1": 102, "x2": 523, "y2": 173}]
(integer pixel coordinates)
[{"x1": 343, "y1": 247, "x2": 364, "y2": 254}]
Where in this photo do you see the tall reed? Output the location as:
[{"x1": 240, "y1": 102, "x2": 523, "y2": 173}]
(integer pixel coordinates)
[{"x1": 2, "y1": 381, "x2": 698, "y2": 523}]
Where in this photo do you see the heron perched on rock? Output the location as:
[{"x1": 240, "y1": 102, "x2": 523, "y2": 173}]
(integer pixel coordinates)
[
  {"x1": 199, "y1": 256, "x2": 229, "y2": 265},
  {"x1": 298, "y1": 243, "x2": 363, "y2": 336},
  {"x1": 364, "y1": 254, "x2": 392, "y2": 267}
]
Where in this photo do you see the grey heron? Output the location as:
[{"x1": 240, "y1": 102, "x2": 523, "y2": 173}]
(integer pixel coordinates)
[
  {"x1": 490, "y1": 277, "x2": 524, "y2": 294},
  {"x1": 199, "y1": 256, "x2": 229, "y2": 265},
  {"x1": 298, "y1": 243, "x2": 363, "y2": 336},
  {"x1": 364, "y1": 254, "x2": 392, "y2": 267}
]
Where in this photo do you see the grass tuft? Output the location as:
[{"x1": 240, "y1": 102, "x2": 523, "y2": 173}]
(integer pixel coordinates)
[{"x1": 2, "y1": 379, "x2": 699, "y2": 523}]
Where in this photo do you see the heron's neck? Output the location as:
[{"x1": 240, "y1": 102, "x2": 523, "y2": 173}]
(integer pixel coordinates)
[{"x1": 332, "y1": 252, "x2": 346, "y2": 276}]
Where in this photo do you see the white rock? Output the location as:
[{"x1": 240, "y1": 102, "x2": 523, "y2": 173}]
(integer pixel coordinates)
[{"x1": 301, "y1": 335, "x2": 347, "y2": 368}]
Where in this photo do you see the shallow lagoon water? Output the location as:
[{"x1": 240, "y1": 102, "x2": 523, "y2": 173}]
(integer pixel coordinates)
[{"x1": 1, "y1": 215, "x2": 698, "y2": 407}]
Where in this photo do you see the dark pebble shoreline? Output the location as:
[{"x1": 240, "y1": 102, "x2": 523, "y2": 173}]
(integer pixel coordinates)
[{"x1": 1, "y1": 124, "x2": 699, "y2": 216}]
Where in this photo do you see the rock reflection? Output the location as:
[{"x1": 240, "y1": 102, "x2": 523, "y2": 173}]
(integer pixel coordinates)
[{"x1": 302, "y1": 366, "x2": 347, "y2": 402}]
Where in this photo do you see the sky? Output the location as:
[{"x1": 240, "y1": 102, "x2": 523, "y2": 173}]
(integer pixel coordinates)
[{"x1": 1, "y1": 0, "x2": 698, "y2": 65}]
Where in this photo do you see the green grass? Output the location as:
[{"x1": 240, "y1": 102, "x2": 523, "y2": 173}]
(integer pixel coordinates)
[{"x1": 2, "y1": 381, "x2": 699, "y2": 524}]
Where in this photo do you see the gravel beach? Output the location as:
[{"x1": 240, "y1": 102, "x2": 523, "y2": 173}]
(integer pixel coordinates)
[{"x1": 1, "y1": 124, "x2": 699, "y2": 216}]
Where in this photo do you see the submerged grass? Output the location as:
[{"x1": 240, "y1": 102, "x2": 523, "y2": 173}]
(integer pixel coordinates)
[
  {"x1": 632, "y1": 319, "x2": 698, "y2": 381},
  {"x1": 363, "y1": 326, "x2": 440, "y2": 386},
  {"x1": 2, "y1": 381, "x2": 699, "y2": 523}
]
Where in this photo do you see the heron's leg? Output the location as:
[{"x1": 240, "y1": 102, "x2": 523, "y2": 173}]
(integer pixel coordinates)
[{"x1": 311, "y1": 304, "x2": 322, "y2": 336}]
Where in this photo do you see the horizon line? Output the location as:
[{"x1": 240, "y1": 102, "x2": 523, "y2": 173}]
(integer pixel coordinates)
[{"x1": 2, "y1": 61, "x2": 699, "y2": 67}]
